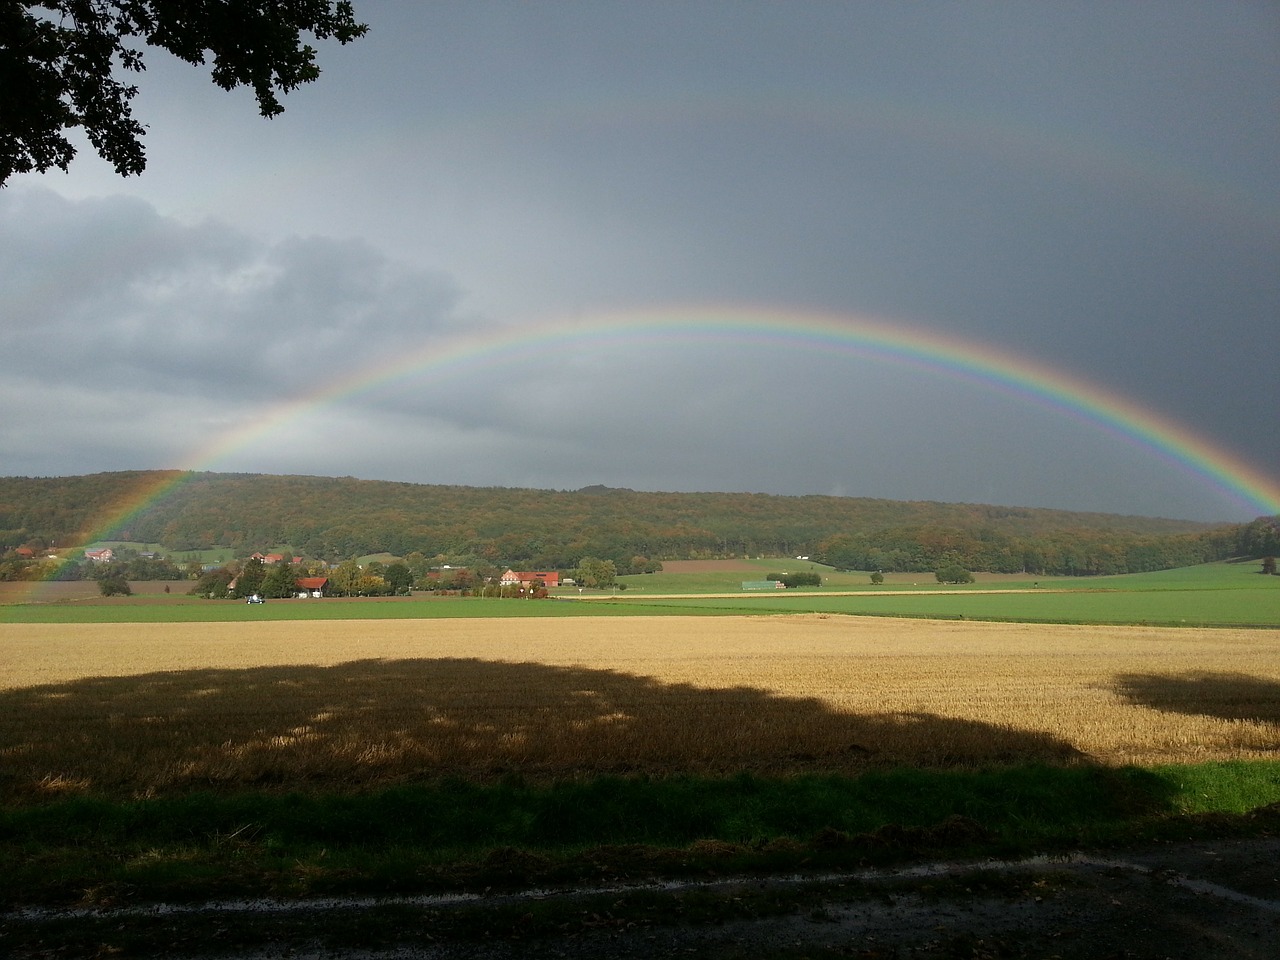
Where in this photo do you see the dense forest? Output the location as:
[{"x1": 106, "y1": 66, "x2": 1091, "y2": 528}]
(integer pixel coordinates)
[{"x1": 2, "y1": 471, "x2": 1276, "y2": 577}]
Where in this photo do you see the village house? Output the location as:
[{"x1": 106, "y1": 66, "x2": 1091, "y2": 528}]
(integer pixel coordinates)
[
  {"x1": 250, "y1": 552, "x2": 300, "y2": 565},
  {"x1": 500, "y1": 569, "x2": 560, "y2": 590}
]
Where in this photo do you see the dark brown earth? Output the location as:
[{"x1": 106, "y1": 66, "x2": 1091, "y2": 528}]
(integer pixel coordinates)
[{"x1": 6, "y1": 837, "x2": 1277, "y2": 958}]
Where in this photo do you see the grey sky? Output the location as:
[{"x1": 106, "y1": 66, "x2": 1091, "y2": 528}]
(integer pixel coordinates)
[{"x1": 3, "y1": 1, "x2": 1277, "y2": 521}]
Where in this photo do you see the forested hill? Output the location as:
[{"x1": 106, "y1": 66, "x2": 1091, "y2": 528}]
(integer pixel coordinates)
[{"x1": 1, "y1": 471, "x2": 1272, "y2": 576}]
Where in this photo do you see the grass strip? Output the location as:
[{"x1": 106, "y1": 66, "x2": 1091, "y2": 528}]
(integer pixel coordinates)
[
  {"x1": 0, "y1": 596, "x2": 728, "y2": 624},
  {"x1": 601, "y1": 588, "x2": 1280, "y2": 627},
  {"x1": 3, "y1": 761, "x2": 1278, "y2": 908},
  {"x1": 12, "y1": 588, "x2": 1276, "y2": 626}
]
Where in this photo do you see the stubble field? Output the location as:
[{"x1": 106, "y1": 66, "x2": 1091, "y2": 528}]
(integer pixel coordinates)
[{"x1": 2, "y1": 614, "x2": 1277, "y2": 802}]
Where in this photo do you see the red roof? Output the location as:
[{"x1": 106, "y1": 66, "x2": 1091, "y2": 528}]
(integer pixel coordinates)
[
  {"x1": 507, "y1": 570, "x2": 559, "y2": 587},
  {"x1": 296, "y1": 577, "x2": 328, "y2": 590}
]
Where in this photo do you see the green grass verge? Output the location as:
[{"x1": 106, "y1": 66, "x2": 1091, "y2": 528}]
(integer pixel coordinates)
[
  {"x1": 5, "y1": 560, "x2": 1277, "y2": 626},
  {"x1": 0, "y1": 596, "x2": 715, "y2": 624},
  {"x1": 3, "y1": 761, "x2": 1278, "y2": 908},
  {"x1": 600, "y1": 585, "x2": 1280, "y2": 627}
]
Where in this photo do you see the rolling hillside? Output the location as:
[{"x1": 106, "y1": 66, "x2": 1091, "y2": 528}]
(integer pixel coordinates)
[{"x1": 0, "y1": 471, "x2": 1267, "y2": 575}]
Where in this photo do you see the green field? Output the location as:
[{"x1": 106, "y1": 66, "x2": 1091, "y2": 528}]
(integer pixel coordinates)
[
  {"x1": 4, "y1": 559, "x2": 1277, "y2": 626},
  {"x1": 0, "y1": 595, "x2": 697, "y2": 624},
  {"x1": 619, "y1": 558, "x2": 842, "y2": 593},
  {"x1": 608, "y1": 561, "x2": 1280, "y2": 627},
  {"x1": 606, "y1": 559, "x2": 1280, "y2": 627},
  {"x1": 601, "y1": 587, "x2": 1279, "y2": 627}
]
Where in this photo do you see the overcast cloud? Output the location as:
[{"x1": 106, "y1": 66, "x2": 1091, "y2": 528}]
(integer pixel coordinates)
[{"x1": 2, "y1": 1, "x2": 1277, "y2": 521}]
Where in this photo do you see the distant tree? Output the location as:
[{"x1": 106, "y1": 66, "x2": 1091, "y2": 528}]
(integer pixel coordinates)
[
  {"x1": 935, "y1": 563, "x2": 975, "y2": 584},
  {"x1": 870, "y1": 571, "x2": 884, "y2": 584},
  {"x1": 765, "y1": 571, "x2": 821, "y2": 588},
  {"x1": 120, "y1": 554, "x2": 182, "y2": 580},
  {"x1": 354, "y1": 574, "x2": 390, "y2": 596},
  {"x1": 1241, "y1": 518, "x2": 1280, "y2": 559},
  {"x1": 574, "y1": 557, "x2": 616, "y2": 589},
  {"x1": 330, "y1": 559, "x2": 362, "y2": 597},
  {"x1": 51, "y1": 558, "x2": 86, "y2": 581},
  {"x1": 453, "y1": 568, "x2": 478, "y2": 592},
  {"x1": 1263, "y1": 556, "x2": 1277, "y2": 576},
  {"x1": 0, "y1": 554, "x2": 60, "y2": 581},
  {"x1": 260, "y1": 561, "x2": 297, "y2": 598},
  {"x1": 233, "y1": 556, "x2": 266, "y2": 598},
  {"x1": 384, "y1": 561, "x2": 413, "y2": 595},
  {"x1": 2, "y1": 0, "x2": 368, "y2": 185},
  {"x1": 189, "y1": 566, "x2": 233, "y2": 598},
  {"x1": 98, "y1": 571, "x2": 130, "y2": 596}
]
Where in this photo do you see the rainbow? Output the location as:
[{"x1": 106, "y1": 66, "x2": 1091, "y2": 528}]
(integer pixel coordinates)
[{"x1": 44, "y1": 305, "x2": 1280, "y2": 562}]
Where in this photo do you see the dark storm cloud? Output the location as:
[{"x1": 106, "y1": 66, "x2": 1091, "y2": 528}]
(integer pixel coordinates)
[
  {"x1": 4, "y1": 2, "x2": 1277, "y2": 520},
  {"x1": 0, "y1": 190, "x2": 464, "y2": 398}
]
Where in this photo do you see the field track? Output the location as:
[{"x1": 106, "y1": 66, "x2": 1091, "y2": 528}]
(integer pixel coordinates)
[{"x1": 3, "y1": 615, "x2": 1278, "y2": 799}]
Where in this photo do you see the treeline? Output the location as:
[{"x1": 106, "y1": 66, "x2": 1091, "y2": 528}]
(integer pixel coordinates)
[
  {"x1": 0, "y1": 471, "x2": 1274, "y2": 577},
  {"x1": 812, "y1": 521, "x2": 1264, "y2": 577},
  {"x1": 0, "y1": 546, "x2": 189, "y2": 583},
  {"x1": 765, "y1": 571, "x2": 822, "y2": 588}
]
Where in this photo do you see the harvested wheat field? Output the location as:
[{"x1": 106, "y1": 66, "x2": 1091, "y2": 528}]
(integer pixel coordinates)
[{"x1": 2, "y1": 615, "x2": 1277, "y2": 799}]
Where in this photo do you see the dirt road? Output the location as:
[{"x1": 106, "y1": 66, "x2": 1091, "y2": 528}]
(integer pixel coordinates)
[{"x1": 7, "y1": 836, "x2": 1278, "y2": 958}]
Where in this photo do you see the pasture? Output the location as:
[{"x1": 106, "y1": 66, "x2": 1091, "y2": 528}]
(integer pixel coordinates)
[
  {"x1": 602, "y1": 586, "x2": 1280, "y2": 626},
  {"x1": 3, "y1": 615, "x2": 1277, "y2": 802},
  {"x1": 4, "y1": 560, "x2": 1277, "y2": 628},
  {"x1": 611, "y1": 559, "x2": 1280, "y2": 627}
]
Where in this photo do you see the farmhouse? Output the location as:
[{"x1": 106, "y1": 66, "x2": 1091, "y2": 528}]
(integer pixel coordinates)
[
  {"x1": 500, "y1": 569, "x2": 560, "y2": 589},
  {"x1": 83, "y1": 548, "x2": 113, "y2": 563}
]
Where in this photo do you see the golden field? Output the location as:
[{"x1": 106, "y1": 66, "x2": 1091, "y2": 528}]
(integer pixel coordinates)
[{"x1": 2, "y1": 615, "x2": 1277, "y2": 800}]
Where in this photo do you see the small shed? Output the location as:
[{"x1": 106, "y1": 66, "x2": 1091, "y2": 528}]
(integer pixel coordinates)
[{"x1": 295, "y1": 576, "x2": 329, "y2": 598}]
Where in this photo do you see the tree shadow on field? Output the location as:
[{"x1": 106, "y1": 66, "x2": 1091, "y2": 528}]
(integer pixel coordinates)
[
  {"x1": 0, "y1": 659, "x2": 1087, "y2": 800},
  {"x1": 1114, "y1": 671, "x2": 1280, "y2": 725}
]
